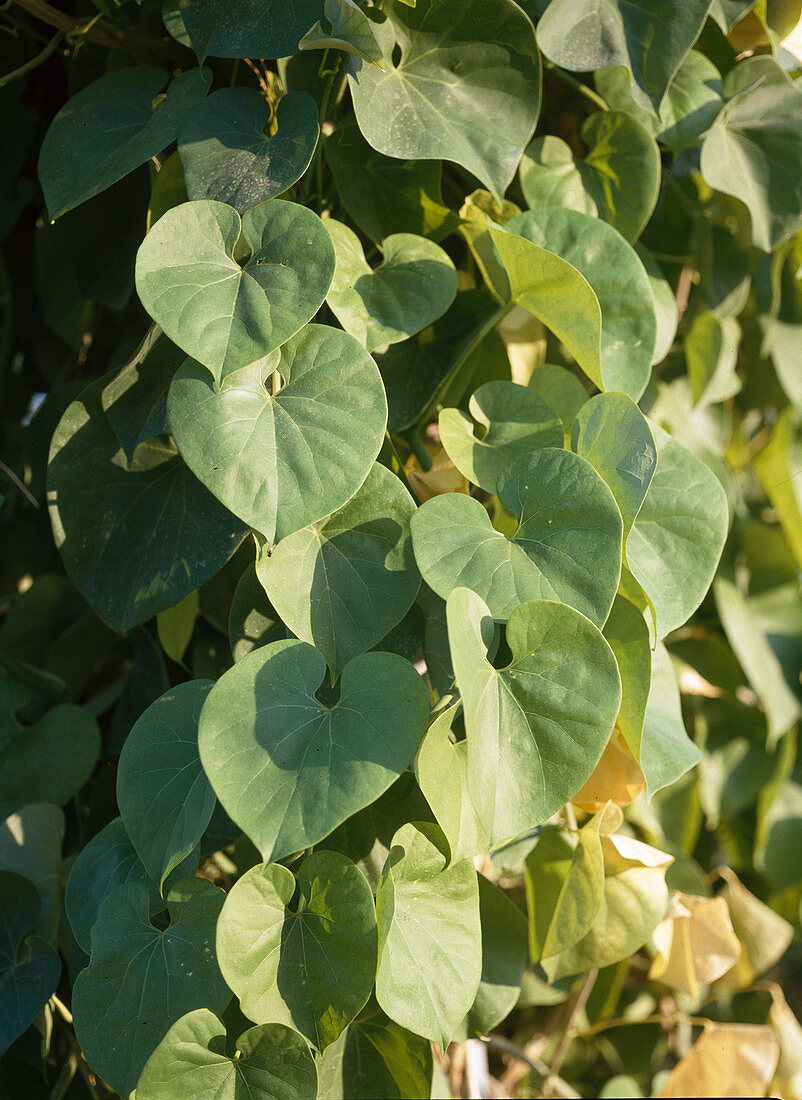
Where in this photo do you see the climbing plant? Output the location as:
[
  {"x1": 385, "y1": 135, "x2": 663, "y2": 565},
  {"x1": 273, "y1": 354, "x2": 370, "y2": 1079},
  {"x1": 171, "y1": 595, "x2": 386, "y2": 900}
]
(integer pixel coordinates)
[{"x1": 1, "y1": 0, "x2": 801, "y2": 1096}]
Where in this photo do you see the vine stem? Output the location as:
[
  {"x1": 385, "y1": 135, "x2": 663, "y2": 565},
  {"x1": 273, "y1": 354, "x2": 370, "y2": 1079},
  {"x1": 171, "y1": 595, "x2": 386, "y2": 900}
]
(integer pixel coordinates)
[
  {"x1": 577, "y1": 1010, "x2": 712, "y2": 1041},
  {"x1": 543, "y1": 60, "x2": 609, "y2": 111},
  {"x1": 0, "y1": 28, "x2": 62, "y2": 86},
  {"x1": 0, "y1": 459, "x2": 39, "y2": 508},
  {"x1": 9, "y1": 0, "x2": 179, "y2": 61},
  {"x1": 541, "y1": 968, "x2": 598, "y2": 1097},
  {"x1": 481, "y1": 1035, "x2": 581, "y2": 1099}
]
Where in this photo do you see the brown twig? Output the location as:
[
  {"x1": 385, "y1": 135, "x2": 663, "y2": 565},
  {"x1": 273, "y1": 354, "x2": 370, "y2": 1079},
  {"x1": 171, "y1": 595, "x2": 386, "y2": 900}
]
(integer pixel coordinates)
[
  {"x1": 0, "y1": 459, "x2": 39, "y2": 507},
  {"x1": 541, "y1": 969, "x2": 598, "y2": 1097}
]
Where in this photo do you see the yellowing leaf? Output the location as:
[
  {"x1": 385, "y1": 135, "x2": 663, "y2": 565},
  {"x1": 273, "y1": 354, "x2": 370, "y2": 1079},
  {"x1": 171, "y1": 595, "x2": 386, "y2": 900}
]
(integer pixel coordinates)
[
  {"x1": 768, "y1": 983, "x2": 802, "y2": 1100},
  {"x1": 498, "y1": 305, "x2": 546, "y2": 386},
  {"x1": 659, "y1": 1023, "x2": 779, "y2": 1098},
  {"x1": 405, "y1": 445, "x2": 470, "y2": 502},
  {"x1": 572, "y1": 727, "x2": 646, "y2": 812},
  {"x1": 716, "y1": 866, "x2": 794, "y2": 989},
  {"x1": 648, "y1": 893, "x2": 740, "y2": 998}
]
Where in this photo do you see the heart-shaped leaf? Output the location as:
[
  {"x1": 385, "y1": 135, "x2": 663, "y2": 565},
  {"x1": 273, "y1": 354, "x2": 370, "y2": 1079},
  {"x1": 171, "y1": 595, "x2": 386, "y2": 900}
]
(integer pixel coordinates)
[
  {"x1": 0, "y1": 805, "x2": 64, "y2": 945},
  {"x1": 64, "y1": 817, "x2": 198, "y2": 954},
  {"x1": 640, "y1": 642, "x2": 702, "y2": 797},
  {"x1": 117, "y1": 680, "x2": 216, "y2": 890},
  {"x1": 411, "y1": 448, "x2": 623, "y2": 628},
  {"x1": 324, "y1": 218, "x2": 458, "y2": 351},
  {"x1": 137, "y1": 1010, "x2": 318, "y2": 1100},
  {"x1": 0, "y1": 871, "x2": 61, "y2": 1057},
  {"x1": 47, "y1": 374, "x2": 246, "y2": 634},
  {"x1": 198, "y1": 640, "x2": 429, "y2": 861},
  {"x1": 136, "y1": 199, "x2": 335, "y2": 383},
  {"x1": 627, "y1": 424, "x2": 729, "y2": 638},
  {"x1": 256, "y1": 463, "x2": 420, "y2": 677},
  {"x1": 300, "y1": 0, "x2": 385, "y2": 66},
  {"x1": 375, "y1": 823, "x2": 481, "y2": 1050},
  {"x1": 38, "y1": 67, "x2": 209, "y2": 220},
  {"x1": 216, "y1": 851, "x2": 377, "y2": 1049},
  {"x1": 178, "y1": 0, "x2": 324, "y2": 61},
  {"x1": 178, "y1": 89, "x2": 319, "y2": 212},
  {"x1": 571, "y1": 392, "x2": 657, "y2": 534},
  {"x1": 505, "y1": 208, "x2": 657, "y2": 400},
  {"x1": 461, "y1": 875, "x2": 528, "y2": 1038},
  {"x1": 228, "y1": 563, "x2": 287, "y2": 662},
  {"x1": 0, "y1": 703, "x2": 99, "y2": 821},
  {"x1": 72, "y1": 878, "x2": 229, "y2": 1099},
  {"x1": 519, "y1": 112, "x2": 660, "y2": 242},
  {"x1": 168, "y1": 325, "x2": 388, "y2": 543},
  {"x1": 602, "y1": 595, "x2": 651, "y2": 764},
  {"x1": 701, "y1": 57, "x2": 802, "y2": 252},
  {"x1": 536, "y1": 0, "x2": 712, "y2": 111},
  {"x1": 347, "y1": 0, "x2": 541, "y2": 202},
  {"x1": 447, "y1": 589, "x2": 621, "y2": 847},
  {"x1": 439, "y1": 381, "x2": 563, "y2": 493}
]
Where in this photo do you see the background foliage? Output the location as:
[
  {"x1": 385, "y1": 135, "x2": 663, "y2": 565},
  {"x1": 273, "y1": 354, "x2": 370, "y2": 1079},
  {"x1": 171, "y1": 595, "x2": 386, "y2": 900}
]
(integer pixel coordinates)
[{"x1": 1, "y1": 0, "x2": 802, "y2": 1097}]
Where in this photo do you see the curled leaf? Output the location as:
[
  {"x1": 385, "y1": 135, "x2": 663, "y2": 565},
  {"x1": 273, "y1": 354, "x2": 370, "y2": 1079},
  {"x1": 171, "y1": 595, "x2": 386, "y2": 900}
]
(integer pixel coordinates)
[{"x1": 648, "y1": 893, "x2": 741, "y2": 998}]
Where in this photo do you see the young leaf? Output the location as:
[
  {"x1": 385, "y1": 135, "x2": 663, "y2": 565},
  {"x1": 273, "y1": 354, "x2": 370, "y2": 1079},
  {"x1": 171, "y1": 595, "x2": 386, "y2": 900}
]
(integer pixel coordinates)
[
  {"x1": 347, "y1": 0, "x2": 542, "y2": 202},
  {"x1": 0, "y1": 871, "x2": 61, "y2": 1057},
  {"x1": 47, "y1": 374, "x2": 246, "y2": 634},
  {"x1": 505, "y1": 208, "x2": 657, "y2": 400},
  {"x1": 178, "y1": 89, "x2": 319, "y2": 212},
  {"x1": 216, "y1": 852, "x2": 377, "y2": 1050},
  {"x1": 412, "y1": 448, "x2": 623, "y2": 628},
  {"x1": 537, "y1": 0, "x2": 712, "y2": 111},
  {"x1": 137, "y1": 1010, "x2": 318, "y2": 1100},
  {"x1": 256, "y1": 462, "x2": 420, "y2": 677},
  {"x1": 72, "y1": 878, "x2": 229, "y2": 1098},
  {"x1": 38, "y1": 67, "x2": 209, "y2": 220},
  {"x1": 117, "y1": 680, "x2": 216, "y2": 890},
  {"x1": 324, "y1": 218, "x2": 457, "y2": 351},
  {"x1": 439, "y1": 380, "x2": 563, "y2": 493},
  {"x1": 519, "y1": 112, "x2": 660, "y2": 242},
  {"x1": 198, "y1": 640, "x2": 429, "y2": 862},
  {"x1": 375, "y1": 823, "x2": 481, "y2": 1050},
  {"x1": 447, "y1": 589, "x2": 621, "y2": 847},
  {"x1": 168, "y1": 325, "x2": 387, "y2": 544},
  {"x1": 300, "y1": 0, "x2": 385, "y2": 67},
  {"x1": 136, "y1": 200, "x2": 335, "y2": 384}
]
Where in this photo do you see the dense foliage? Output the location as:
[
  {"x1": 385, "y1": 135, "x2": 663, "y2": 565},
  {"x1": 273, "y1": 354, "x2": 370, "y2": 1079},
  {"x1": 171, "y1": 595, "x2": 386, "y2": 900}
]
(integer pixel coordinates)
[{"x1": 1, "y1": 0, "x2": 802, "y2": 1097}]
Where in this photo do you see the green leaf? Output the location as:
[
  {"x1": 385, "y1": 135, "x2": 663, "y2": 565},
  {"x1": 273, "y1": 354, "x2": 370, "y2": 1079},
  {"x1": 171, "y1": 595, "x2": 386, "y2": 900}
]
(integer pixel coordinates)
[
  {"x1": 228, "y1": 562, "x2": 287, "y2": 662},
  {"x1": 519, "y1": 112, "x2": 660, "y2": 242},
  {"x1": 178, "y1": 0, "x2": 324, "y2": 60},
  {"x1": 324, "y1": 118, "x2": 456, "y2": 244},
  {"x1": 640, "y1": 642, "x2": 702, "y2": 796},
  {"x1": 64, "y1": 817, "x2": 197, "y2": 954},
  {"x1": 317, "y1": 1000, "x2": 433, "y2": 1100},
  {"x1": 627, "y1": 425, "x2": 729, "y2": 638},
  {"x1": 571, "y1": 392, "x2": 657, "y2": 534},
  {"x1": 136, "y1": 200, "x2": 335, "y2": 384},
  {"x1": 439, "y1": 381, "x2": 563, "y2": 493},
  {"x1": 375, "y1": 823, "x2": 481, "y2": 1049},
  {"x1": 714, "y1": 574, "x2": 802, "y2": 746},
  {"x1": 168, "y1": 325, "x2": 387, "y2": 543},
  {"x1": 537, "y1": 0, "x2": 712, "y2": 111},
  {"x1": 137, "y1": 1010, "x2": 318, "y2": 1100},
  {"x1": 256, "y1": 463, "x2": 419, "y2": 677},
  {"x1": 701, "y1": 57, "x2": 802, "y2": 251},
  {"x1": 198, "y1": 640, "x2": 429, "y2": 861},
  {"x1": 528, "y1": 363, "x2": 589, "y2": 436},
  {"x1": 0, "y1": 804, "x2": 64, "y2": 944},
  {"x1": 524, "y1": 820, "x2": 604, "y2": 962},
  {"x1": 595, "y1": 50, "x2": 724, "y2": 152},
  {"x1": 216, "y1": 851, "x2": 377, "y2": 1050},
  {"x1": 72, "y1": 880, "x2": 228, "y2": 1097},
  {"x1": 754, "y1": 408, "x2": 802, "y2": 569},
  {"x1": 447, "y1": 589, "x2": 621, "y2": 847},
  {"x1": 542, "y1": 834, "x2": 672, "y2": 980},
  {"x1": 505, "y1": 208, "x2": 656, "y2": 399},
  {"x1": 39, "y1": 67, "x2": 209, "y2": 220},
  {"x1": 324, "y1": 218, "x2": 457, "y2": 351},
  {"x1": 635, "y1": 243, "x2": 679, "y2": 364},
  {"x1": 157, "y1": 589, "x2": 199, "y2": 663},
  {"x1": 416, "y1": 701, "x2": 489, "y2": 863},
  {"x1": 603, "y1": 595, "x2": 651, "y2": 762},
  {"x1": 0, "y1": 871, "x2": 61, "y2": 1057},
  {"x1": 462, "y1": 875, "x2": 528, "y2": 1037},
  {"x1": 347, "y1": 0, "x2": 542, "y2": 202},
  {"x1": 47, "y1": 374, "x2": 246, "y2": 634},
  {"x1": 178, "y1": 89, "x2": 319, "y2": 212},
  {"x1": 300, "y1": 0, "x2": 385, "y2": 66},
  {"x1": 411, "y1": 448, "x2": 622, "y2": 628},
  {"x1": 685, "y1": 311, "x2": 742, "y2": 407},
  {"x1": 117, "y1": 680, "x2": 216, "y2": 890},
  {"x1": 0, "y1": 704, "x2": 99, "y2": 821}
]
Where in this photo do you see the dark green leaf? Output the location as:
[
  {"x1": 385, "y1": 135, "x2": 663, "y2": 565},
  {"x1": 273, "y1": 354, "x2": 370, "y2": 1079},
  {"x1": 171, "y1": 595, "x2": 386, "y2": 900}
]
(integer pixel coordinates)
[{"x1": 178, "y1": 0, "x2": 324, "y2": 60}]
